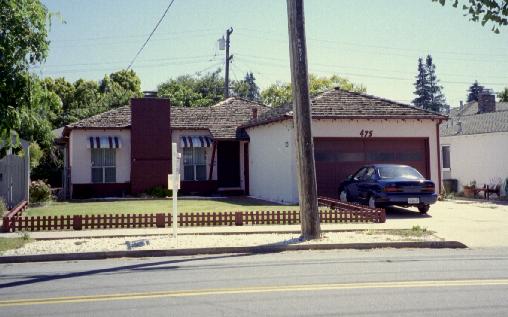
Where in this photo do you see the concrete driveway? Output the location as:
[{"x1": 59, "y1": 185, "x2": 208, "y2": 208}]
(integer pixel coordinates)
[{"x1": 375, "y1": 199, "x2": 508, "y2": 248}]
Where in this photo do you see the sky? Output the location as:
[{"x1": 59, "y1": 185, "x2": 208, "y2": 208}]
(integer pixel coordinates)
[{"x1": 40, "y1": 0, "x2": 508, "y2": 108}]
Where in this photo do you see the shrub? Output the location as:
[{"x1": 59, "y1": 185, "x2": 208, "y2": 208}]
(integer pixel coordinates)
[
  {"x1": 145, "y1": 186, "x2": 172, "y2": 198},
  {"x1": 0, "y1": 199, "x2": 6, "y2": 215},
  {"x1": 28, "y1": 143, "x2": 43, "y2": 169},
  {"x1": 29, "y1": 180, "x2": 52, "y2": 204}
]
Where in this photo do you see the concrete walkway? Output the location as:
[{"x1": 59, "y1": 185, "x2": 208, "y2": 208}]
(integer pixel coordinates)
[{"x1": 2, "y1": 199, "x2": 508, "y2": 248}]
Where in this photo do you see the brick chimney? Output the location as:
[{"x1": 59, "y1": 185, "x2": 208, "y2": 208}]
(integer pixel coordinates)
[
  {"x1": 130, "y1": 96, "x2": 171, "y2": 194},
  {"x1": 478, "y1": 91, "x2": 496, "y2": 114}
]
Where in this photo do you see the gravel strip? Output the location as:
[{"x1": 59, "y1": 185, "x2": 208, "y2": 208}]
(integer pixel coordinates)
[{"x1": 1, "y1": 231, "x2": 442, "y2": 256}]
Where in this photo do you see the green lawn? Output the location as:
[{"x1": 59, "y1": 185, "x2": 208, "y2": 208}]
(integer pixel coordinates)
[
  {"x1": 26, "y1": 197, "x2": 298, "y2": 216},
  {"x1": 0, "y1": 236, "x2": 33, "y2": 253}
]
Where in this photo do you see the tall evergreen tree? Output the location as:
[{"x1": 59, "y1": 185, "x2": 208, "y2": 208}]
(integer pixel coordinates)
[
  {"x1": 244, "y1": 72, "x2": 260, "y2": 101},
  {"x1": 412, "y1": 55, "x2": 448, "y2": 113},
  {"x1": 498, "y1": 87, "x2": 508, "y2": 102},
  {"x1": 467, "y1": 80, "x2": 485, "y2": 102},
  {"x1": 425, "y1": 55, "x2": 448, "y2": 113},
  {"x1": 412, "y1": 58, "x2": 430, "y2": 109},
  {"x1": 231, "y1": 72, "x2": 261, "y2": 101}
]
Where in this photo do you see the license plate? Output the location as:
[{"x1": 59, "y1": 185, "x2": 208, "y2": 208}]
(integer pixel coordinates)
[{"x1": 408, "y1": 198, "x2": 420, "y2": 204}]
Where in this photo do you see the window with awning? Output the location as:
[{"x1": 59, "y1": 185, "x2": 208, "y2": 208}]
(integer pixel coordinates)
[
  {"x1": 87, "y1": 136, "x2": 122, "y2": 149},
  {"x1": 180, "y1": 136, "x2": 213, "y2": 148}
]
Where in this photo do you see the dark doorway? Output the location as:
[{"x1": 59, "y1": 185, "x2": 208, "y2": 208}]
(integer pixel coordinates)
[{"x1": 217, "y1": 141, "x2": 241, "y2": 187}]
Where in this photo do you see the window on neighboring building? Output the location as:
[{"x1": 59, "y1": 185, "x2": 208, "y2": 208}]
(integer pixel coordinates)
[
  {"x1": 183, "y1": 147, "x2": 207, "y2": 181},
  {"x1": 91, "y1": 148, "x2": 116, "y2": 183},
  {"x1": 442, "y1": 146, "x2": 451, "y2": 169}
]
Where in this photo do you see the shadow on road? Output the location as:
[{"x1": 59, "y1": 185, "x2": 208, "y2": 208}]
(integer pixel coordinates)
[
  {"x1": 384, "y1": 206, "x2": 431, "y2": 219},
  {"x1": 0, "y1": 253, "x2": 253, "y2": 289}
]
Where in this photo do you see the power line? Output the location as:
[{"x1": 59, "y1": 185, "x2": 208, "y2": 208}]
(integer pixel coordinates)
[
  {"x1": 32, "y1": 54, "x2": 218, "y2": 69},
  {"x1": 235, "y1": 56, "x2": 507, "y2": 86},
  {"x1": 235, "y1": 53, "x2": 508, "y2": 80},
  {"x1": 126, "y1": 0, "x2": 176, "y2": 70},
  {"x1": 235, "y1": 28, "x2": 508, "y2": 59}
]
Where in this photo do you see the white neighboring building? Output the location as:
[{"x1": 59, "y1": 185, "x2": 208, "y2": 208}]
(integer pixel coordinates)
[{"x1": 440, "y1": 92, "x2": 508, "y2": 195}]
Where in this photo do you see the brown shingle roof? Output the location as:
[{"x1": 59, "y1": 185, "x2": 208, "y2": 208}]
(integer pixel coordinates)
[
  {"x1": 244, "y1": 88, "x2": 446, "y2": 127},
  {"x1": 67, "y1": 105, "x2": 132, "y2": 129},
  {"x1": 66, "y1": 97, "x2": 269, "y2": 140}
]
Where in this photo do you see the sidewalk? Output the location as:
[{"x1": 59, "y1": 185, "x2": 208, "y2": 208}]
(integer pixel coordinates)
[{"x1": 2, "y1": 222, "x2": 398, "y2": 240}]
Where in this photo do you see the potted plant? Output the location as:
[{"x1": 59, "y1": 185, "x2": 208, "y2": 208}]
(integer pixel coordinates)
[{"x1": 463, "y1": 180, "x2": 476, "y2": 198}]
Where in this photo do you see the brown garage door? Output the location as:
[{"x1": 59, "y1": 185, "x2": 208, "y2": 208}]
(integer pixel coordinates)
[{"x1": 314, "y1": 138, "x2": 430, "y2": 198}]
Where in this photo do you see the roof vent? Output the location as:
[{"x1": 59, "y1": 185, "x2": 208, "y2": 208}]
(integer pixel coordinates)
[
  {"x1": 143, "y1": 91, "x2": 158, "y2": 98},
  {"x1": 454, "y1": 121, "x2": 462, "y2": 134},
  {"x1": 252, "y1": 107, "x2": 258, "y2": 120}
]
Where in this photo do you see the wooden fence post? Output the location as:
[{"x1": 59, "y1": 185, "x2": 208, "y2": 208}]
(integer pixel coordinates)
[
  {"x1": 73, "y1": 215, "x2": 82, "y2": 230},
  {"x1": 2, "y1": 217, "x2": 11, "y2": 232},
  {"x1": 155, "y1": 213, "x2": 165, "y2": 228},
  {"x1": 235, "y1": 212, "x2": 243, "y2": 226}
]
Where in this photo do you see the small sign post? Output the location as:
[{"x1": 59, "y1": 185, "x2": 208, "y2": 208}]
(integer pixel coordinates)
[{"x1": 170, "y1": 142, "x2": 180, "y2": 238}]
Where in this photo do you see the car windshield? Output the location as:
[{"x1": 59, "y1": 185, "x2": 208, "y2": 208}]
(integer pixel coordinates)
[{"x1": 377, "y1": 166, "x2": 423, "y2": 180}]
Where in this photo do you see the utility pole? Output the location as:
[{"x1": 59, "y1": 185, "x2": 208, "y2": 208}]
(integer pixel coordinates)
[
  {"x1": 224, "y1": 27, "x2": 233, "y2": 98},
  {"x1": 286, "y1": 0, "x2": 321, "y2": 240}
]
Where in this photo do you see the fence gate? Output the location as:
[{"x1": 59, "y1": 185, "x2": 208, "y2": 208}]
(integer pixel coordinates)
[{"x1": 0, "y1": 153, "x2": 29, "y2": 209}]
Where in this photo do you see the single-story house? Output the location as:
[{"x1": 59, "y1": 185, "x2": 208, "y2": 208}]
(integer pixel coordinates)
[
  {"x1": 57, "y1": 88, "x2": 446, "y2": 203},
  {"x1": 440, "y1": 91, "x2": 508, "y2": 195}
]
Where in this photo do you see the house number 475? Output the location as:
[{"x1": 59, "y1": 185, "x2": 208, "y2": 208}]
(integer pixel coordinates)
[{"x1": 360, "y1": 129, "x2": 373, "y2": 138}]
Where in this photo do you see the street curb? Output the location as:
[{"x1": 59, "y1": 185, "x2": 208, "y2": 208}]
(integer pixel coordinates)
[{"x1": 0, "y1": 241, "x2": 467, "y2": 263}]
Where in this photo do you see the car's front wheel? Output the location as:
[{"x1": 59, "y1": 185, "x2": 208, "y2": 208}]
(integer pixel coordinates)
[
  {"x1": 418, "y1": 204, "x2": 430, "y2": 214},
  {"x1": 339, "y1": 190, "x2": 348, "y2": 203}
]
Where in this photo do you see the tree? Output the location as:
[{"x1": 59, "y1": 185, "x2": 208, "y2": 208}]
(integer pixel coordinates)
[
  {"x1": 498, "y1": 87, "x2": 508, "y2": 102},
  {"x1": 0, "y1": 0, "x2": 50, "y2": 149},
  {"x1": 412, "y1": 55, "x2": 448, "y2": 113},
  {"x1": 412, "y1": 58, "x2": 430, "y2": 109},
  {"x1": 433, "y1": 0, "x2": 508, "y2": 33},
  {"x1": 232, "y1": 72, "x2": 261, "y2": 101},
  {"x1": 425, "y1": 55, "x2": 448, "y2": 113},
  {"x1": 157, "y1": 69, "x2": 224, "y2": 107},
  {"x1": 467, "y1": 80, "x2": 485, "y2": 102},
  {"x1": 261, "y1": 74, "x2": 366, "y2": 107},
  {"x1": 100, "y1": 70, "x2": 143, "y2": 110},
  {"x1": 17, "y1": 76, "x2": 62, "y2": 150}
]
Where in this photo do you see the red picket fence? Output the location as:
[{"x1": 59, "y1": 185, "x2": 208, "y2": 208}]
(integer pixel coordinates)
[
  {"x1": 1, "y1": 198, "x2": 385, "y2": 232},
  {"x1": 2, "y1": 209, "x2": 384, "y2": 233},
  {"x1": 317, "y1": 196, "x2": 386, "y2": 223}
]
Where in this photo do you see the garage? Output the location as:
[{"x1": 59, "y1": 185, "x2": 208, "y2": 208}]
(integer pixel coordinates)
[
  {"x1": 245, "y1": 88, "x2": 445, "y2": 204},
  {"x1": 314, "y1": 137, "x2": 430, "y2": 198}
]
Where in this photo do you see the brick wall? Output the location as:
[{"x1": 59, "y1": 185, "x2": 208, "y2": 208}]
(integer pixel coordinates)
[{"x1": 130, "y1": 97, "x2": 171, "y2": 194}]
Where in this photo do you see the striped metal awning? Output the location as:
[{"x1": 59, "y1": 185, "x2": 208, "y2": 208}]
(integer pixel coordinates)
[
  {"x1": 87, "y1": 136, "x2": 122, "y2": 149},
  {"x1": 180, "y1": 136, "x2": 213, "y2": 148}
]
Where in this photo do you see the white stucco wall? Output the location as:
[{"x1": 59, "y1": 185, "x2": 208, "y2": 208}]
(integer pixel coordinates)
[
  {"x1": 247, "y1": 118, "x2": 441, "y2": 204},
  {"x1": 246, "y1": 120, "x2": 298, "y2": 204},
  {"x1": 441, "y1": 132, "x2": 508, "y2": 195},
  {"x1": 69, "y1": 129, "x2": 131, "y2": 184}
]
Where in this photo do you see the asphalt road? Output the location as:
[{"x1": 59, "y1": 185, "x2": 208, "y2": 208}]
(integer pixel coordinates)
[{"x1": 1, "y1": 248, "x2": 508, "y2": 316}]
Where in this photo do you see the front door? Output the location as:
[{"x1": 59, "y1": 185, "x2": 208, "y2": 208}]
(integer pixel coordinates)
[{"x1": 217, "y1": 141, "x2": 240, "y2": 187}]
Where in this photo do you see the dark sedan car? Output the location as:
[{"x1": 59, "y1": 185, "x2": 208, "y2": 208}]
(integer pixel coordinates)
[{"x1": 338, "y1": 164, "x2": 437, "y2": 213}]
